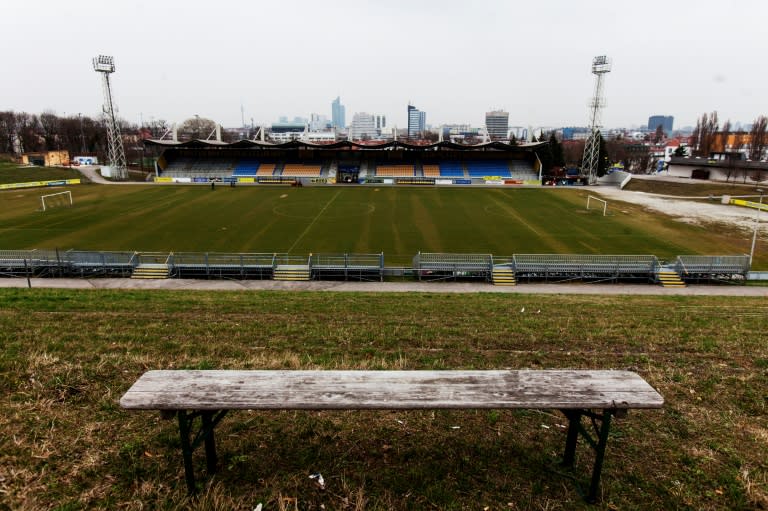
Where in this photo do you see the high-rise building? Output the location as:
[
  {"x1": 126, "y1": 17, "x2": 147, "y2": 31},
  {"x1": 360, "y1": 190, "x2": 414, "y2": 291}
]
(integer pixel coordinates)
[
  {"x1": 407, "y1": 104, "x2": 425, "y2": 139},
  {"x1": 332, "y1": 97, "x2": 346, "y2": 129},
  {"x1": 309, "y1": 114, "x2": 330, "y2": 132},
  {"x1": 648, "y1": 115, "x2": 674, "y2": 134},
  {"x1": 350, "y1": 112, "x2": 377, "y2": 140},
  {"x1": 376, "y1": 115, "x2": 386, "y2": 129},
  {"x1": 485, "y1": 110, "x2": 509, "y2": 140}
]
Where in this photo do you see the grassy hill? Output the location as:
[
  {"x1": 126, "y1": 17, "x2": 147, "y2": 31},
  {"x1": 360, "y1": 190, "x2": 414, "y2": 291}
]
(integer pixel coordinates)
[
  {"x1": 1, "y1": 288, "x2": 765, "y2": 510},
  {"x1": 0, "y1": 160, "x2": 85, "y2": 185}
]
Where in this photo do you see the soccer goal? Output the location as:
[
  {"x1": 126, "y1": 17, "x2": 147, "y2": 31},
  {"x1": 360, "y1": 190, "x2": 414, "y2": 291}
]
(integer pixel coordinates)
[
  {"x1": 40, "y1": 191, "x2": 73, "y2": 211},
  {"x1": 586, "y1": 195, "x2": 608, "y2": 216}
]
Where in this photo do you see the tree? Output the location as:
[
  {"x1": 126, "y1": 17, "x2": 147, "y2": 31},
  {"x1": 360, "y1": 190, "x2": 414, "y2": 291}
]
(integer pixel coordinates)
[
  {"x1": 691, "y1": 111, "x2": 719, "y2": 157},
  {"x1": 749, "y1": 115, "x2": 767, "y2": 161},
  {"x1": 563, "y1": 140, "x2": 585, "y2": 167},
  {"x1": 653, "y1": 124, "x2": 665, "y2": 143},
  {"x1": 39, "y1": 111, "x2": 61, "y2": 150},
  {"x1": 719, "y1": 119, "x2": 732, "y2": 153},
  {"x1": 673, "y1": 145, "x2": 688, "y2": 157},
  {"x1": 180, "y1": 116, "x2": 217, "y2": 140},
  {"x1": 0, "y1": 111, "x2": 17, "y2": 153},
  {"x1": 548, "y1": 132, "x2": 565, "y2": 167}
]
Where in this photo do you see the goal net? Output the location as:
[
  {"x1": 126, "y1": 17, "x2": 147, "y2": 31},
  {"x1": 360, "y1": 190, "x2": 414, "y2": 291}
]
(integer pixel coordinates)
[
  {"x1": 586, "y1": 195, "x2": 608, "y2": 216},
  {"x1": 40, "y1": 191, "x2": 73, "y2": 212}
]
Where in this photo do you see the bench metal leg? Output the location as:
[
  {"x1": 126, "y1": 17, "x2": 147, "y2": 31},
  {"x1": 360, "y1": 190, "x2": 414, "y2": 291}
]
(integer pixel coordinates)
[
  {"x1": 178, "y1": 411, "x2": 197, "y2": 494},
  {"x1": 559, "y1": 408, "x2": 616, "y2": 504},
  {"x1": 176, "y1": 410, "x2": 229, "y2": 494}
]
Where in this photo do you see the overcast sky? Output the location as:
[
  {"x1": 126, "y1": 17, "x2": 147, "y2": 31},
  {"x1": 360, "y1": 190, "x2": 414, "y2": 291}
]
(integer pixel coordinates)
[{"x1": 2, "y1": 0, "x2": 766, "y2": 131}]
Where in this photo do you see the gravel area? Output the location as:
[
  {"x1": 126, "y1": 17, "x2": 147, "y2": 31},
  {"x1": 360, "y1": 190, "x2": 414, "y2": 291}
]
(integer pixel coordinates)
[{"x1": 593, "y1": 182, "x2": 766, "y2": 234}]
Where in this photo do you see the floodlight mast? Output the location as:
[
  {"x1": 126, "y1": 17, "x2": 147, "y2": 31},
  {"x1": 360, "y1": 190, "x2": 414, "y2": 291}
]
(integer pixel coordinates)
[
  {"x1": 581, "y1": 55, "x2": 611, "y2": 185},
  {"x1": 93, "y1": 55, "x2": 128, "y2": 180}
]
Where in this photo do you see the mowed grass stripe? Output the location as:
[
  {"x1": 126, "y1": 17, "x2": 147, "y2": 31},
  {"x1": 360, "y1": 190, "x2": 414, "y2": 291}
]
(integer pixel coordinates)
[{"x1": 0, "y1": 184, "x2": 762, "y2": 266}]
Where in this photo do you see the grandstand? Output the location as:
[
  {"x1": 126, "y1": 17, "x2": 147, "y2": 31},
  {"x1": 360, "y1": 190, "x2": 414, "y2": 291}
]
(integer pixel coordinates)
[{"x1": 145, "y1": 140, "x2": 545, "y2": 185}]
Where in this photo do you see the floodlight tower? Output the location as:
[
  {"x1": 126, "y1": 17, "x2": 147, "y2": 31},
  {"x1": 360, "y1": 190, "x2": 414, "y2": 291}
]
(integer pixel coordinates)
[
  {"x1": 581, "y1": 55, "x2": 611, "y2": 184},
  {"x1": 93, "y1": 55, "x2": 128, "y2": 180}
]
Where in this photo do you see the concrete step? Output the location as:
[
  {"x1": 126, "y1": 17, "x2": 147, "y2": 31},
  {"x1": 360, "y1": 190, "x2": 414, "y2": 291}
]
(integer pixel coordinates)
[{"x1": 132, "y1": 264, "x2": 170, "y2": 279}]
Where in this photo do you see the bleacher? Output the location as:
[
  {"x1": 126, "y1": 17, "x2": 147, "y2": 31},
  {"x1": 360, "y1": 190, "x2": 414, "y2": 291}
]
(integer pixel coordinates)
[
  {"x1": 465, "y1": 161, "x2": 512, "y2": 178},
  {"x1": 232, "y1": 159, "x2": 261, "y2": 176},
  {"x1": 438, "y1": 162, "x2": 465, "y2": 178},
  {"x1": 422, "y1": 164, "x2": 441, "y2": 178},
  {"x1": 510, "y1": 161, "x2": 538, "y2": 180},
  {"x1": 256, "y1": 163, "x2": 277, "y2": 176},
  {"x1": 674, "y1": 255, "x2": 750, "y2": 283},
  {"x1": 512, "y1": 254, "x2": 659, "y2": 283},
  {"x1": 375, "y1": 164, "x2": 415, "y2": 177},
  {"x1": 281, "y1": 163, "x2": 322, "y2": 177}
]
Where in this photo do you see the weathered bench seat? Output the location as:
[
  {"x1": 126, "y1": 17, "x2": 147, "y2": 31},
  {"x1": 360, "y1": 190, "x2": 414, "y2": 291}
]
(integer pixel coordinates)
[{"x1": 121, "y1": 369, "x2": 663, "y2": 502}]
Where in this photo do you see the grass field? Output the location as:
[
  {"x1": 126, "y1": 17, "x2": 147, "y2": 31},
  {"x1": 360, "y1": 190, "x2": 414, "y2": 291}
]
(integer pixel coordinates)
[
  {"x1": 1, "y1": 288, "x2": 766, "y2": 510},
  {"x1": 0, "y1": 161, "x2": 85, "y2": 185},
  {"x1": 2, "y1": 182, "x2": 762, "y2": 267}
]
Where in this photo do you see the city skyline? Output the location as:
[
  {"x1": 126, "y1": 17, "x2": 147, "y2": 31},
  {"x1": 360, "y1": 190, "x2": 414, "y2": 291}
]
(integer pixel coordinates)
[{"x1": 1, "y1": 1, "x2": 767, "y2": 131}]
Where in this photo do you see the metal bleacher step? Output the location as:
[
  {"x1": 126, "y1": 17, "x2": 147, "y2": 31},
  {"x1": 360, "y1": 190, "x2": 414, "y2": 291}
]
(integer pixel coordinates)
[
  {"x1": 273, "y1": 264, "x2": 311, "y2": 281},
  {"x1": 657, "y1": 270, "x2": 686, "y2": 288},
  {"x1": 492, "y1": 267, "x2": 517, "y2": 286},
  {"x1": 131, "y1": 264, "x2": 170, "y2": 280}
]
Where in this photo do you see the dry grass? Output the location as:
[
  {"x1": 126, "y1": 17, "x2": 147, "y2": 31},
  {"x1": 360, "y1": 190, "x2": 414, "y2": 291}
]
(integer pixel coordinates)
[{"x1": 1, "y1": 288, "x2": 766, "y2": 510}]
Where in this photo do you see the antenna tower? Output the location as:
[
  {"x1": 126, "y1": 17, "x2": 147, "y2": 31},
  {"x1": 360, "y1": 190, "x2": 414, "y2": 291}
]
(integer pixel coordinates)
[
  {"x1": 93, "y1": 55, "x2": 128, "y2": 180},
  {"x1": 581, "y1": 55, "x2": 611, "y2": 184}
]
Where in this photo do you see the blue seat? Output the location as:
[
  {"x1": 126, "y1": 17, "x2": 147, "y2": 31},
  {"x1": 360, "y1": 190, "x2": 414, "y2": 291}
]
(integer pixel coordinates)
[
  {"x1": 439, "y1": 162, "x2": 465, "y2": 177},
  {"x1": 465, "y1": 162, "x2": 511, "y2": 178},
  {"x1": 233, "y1": 160, "x2": 261, "y2": 176}
]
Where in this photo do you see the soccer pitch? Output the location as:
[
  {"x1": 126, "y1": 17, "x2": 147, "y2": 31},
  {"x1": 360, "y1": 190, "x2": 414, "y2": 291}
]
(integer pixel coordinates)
[{"x1": 0, "y1": 184, "x2": 748, "y2": 265}]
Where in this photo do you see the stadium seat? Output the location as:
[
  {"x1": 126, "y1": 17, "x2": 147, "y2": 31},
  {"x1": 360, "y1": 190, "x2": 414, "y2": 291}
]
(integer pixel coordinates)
[
  {"x1": 233, "y1": 159, "x2": 261, "y2": 176},
  {"x1": 282, "y1": 163, "x2": 322, "y2": 177},
  {"x1": 465, "y1": 161, "x2": 512, "y2": 178},
  {"x1": 375, "y1": 164, "x2": 414, "y2": 177},
  {"x1": 438, "y1": 162, "x2": 465, "y2": 177},
  {"x1": 256, "y1": 163, "x2": 277, "y2": 176}
]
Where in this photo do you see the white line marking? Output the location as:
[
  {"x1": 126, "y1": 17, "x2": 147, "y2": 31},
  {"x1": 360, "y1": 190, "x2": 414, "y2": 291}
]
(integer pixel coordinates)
[{"x1": 287, "y1": 190, "x2": 342, "y2": 253}]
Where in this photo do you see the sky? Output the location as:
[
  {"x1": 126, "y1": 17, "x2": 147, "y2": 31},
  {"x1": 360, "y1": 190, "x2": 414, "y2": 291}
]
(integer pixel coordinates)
[{"x1": 1, "y1": 0, "x2": 767, "y2": 131}]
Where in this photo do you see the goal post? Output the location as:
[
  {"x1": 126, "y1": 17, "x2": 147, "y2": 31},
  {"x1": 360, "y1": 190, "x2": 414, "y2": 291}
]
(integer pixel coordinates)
[
  {"x1": 40, "y1": 191, "x2": 73, "y2": 212},
  {"x1": 586, "y1": 195, "x2": 608, "y2": 216}
]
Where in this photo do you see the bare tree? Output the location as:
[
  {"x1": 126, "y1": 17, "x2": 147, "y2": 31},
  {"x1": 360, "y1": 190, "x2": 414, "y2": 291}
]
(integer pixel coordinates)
[
  {"x1": 39, "y1": 111, "x2": 61, "y2": 150},
  {"x1": 692, "y1": 111, "x2": 719, "y2": 157},
  {"x1": 16, "y1": 112, "x2": 42, "y2": 153},
  {"x1": 0, "y1": 111, "x2": 17, "y2": 154},
  {"x1": 719, "y1": 119, "x2": 731, "y2": 153},
  {"x1": 749, "y1": 115, "x2": 767, "y2": 161},
  {"x1": 180, "y1": 116, "x2": 217, "y2": 140}
]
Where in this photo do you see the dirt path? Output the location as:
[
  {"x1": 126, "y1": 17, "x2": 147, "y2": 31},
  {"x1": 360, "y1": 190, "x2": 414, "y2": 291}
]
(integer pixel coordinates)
[{"x1": 1, "y1": 277, "x2": 765, "y2": 296}]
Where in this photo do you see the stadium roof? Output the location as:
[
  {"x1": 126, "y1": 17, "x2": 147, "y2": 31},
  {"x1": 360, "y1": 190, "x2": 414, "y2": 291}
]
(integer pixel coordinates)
[{"x1": 143, "y1": 139, "x2": 547, "y2": 152}]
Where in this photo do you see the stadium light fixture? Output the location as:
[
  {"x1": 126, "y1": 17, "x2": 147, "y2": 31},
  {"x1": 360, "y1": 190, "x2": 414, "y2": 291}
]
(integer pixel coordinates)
[
  {"x1": 749, "y1": 188, "x2": 764, "y2": 267},
  {"x1": 92, "y1": 55, "x2": 115, "y2": 73}
]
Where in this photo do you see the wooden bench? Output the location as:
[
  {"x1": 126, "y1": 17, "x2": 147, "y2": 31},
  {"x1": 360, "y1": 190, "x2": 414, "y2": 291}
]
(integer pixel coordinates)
[{"x1": 120, "y1": 369, "x2": 663, "y2": 502}]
